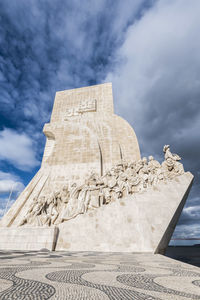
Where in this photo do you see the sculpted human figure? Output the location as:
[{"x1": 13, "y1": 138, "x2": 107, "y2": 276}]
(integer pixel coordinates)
[
  {"x1": 44, "y1": 194, "x2": 59, "y2": 226},
  {"x1": 59, "y1": 185, "x2": 70, "y2": 212},
  {"x1": 135, "y1": 159, "x2": 144, "y2": 174},
  {"x1": 129, "y1": 161, "x2": 137, "y2": 170},
  {"x1": 138, "y1": 157, "x2": 149, "y2": 190},
  {"x1": 20, "y1": 145, "x2": 186, "y2": 227},
  {"x1": 103, "y1": 170, "x2": 119, "y2": 203},
  {"x1": 53, "y1": 190, "x2": 62, "y2": 212},
  {"x1": 86, "y1": 172, "x2": 103, "y2": 209},
  {"x1": 100, "y1": 172, "x2": 110, "y2": 202},
  {"x1": 77, "y1": 182, "x2": 90, "y2": 214},
  {"x1": 125, "y1": 161, "x2": 136, "y2": 178},
  {"x1": 129, "y1": 171, "x2": 141, "y2": 193},
  {"x1": 162, "y1": 145, "x2": 184, "y2": 178},
  {"x1": 87, "y1": 185, "x2": 100, "y2": 209},
  {"x1": 121, "y1": 159, "x2": 128, "y2": 171},
  {"x1": 148, "y1": 156, "x2": 161, "y2": 169},
  {"x1": 104, "y1": 171, "x2": 117, "y2": 189},
  {"x1": 112, "y1": 178, "x2": 123, "y2": 199},
  {"x1": 103, "y1": 187, "x2": 112, "y2": 204},
  {"x1": 117, "y1": 172, "x2": 129, "y2": 197},
  {"x1": 23, "y1": 196, "x2": 47, "y2": 226},
  {"x1": 61, "y1": 186, "x2": 69, "y2": 203},
  {"x1": 69, "y1": 182, "x2": 81, "y2": 207},
  {"x1": 148, "y1": 156, "x2": 163, "y2": 185},
  {"x1": 60, "y1": 183, "x2": 82, "y2": 222},
  {"x1": 19, "y1": 196, "x2": 38, "y2": 226},
  {"x1": 110, "y1": 167, "x2": 118, "y2": 178},
  {"x1": 115, "y1": 163, "x2": 124, "y2": 175},
  {"x1": 54, "y1": 186, "x2": 70, "y2": 224}
]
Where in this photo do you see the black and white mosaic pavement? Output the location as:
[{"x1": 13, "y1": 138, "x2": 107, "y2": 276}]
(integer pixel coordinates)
[{"x1": 0, "y1": 250, "x2": 199, "y2": 299}]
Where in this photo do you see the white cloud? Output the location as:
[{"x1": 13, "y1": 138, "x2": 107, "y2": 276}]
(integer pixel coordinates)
[
  {"x1": 105, "y1": 0, "x2": 200, "y2": 157},
  {"x1": 0, "y1": 180, "x2": 24, "y2": 194},
  {"x1": 173, "y1": 223, "x2": 200, "y2": 239},
  {"x1": 184, "y1": 205, "x2": 200, "y2": 216},
  {"x1": 0, "y1": 170, "x2": 25, "y2": 194},
  {"x1": 0, "y1": 171, "x2": 24, "y2": 218},
  {"x1": 0, "y1": 128, "x2": 40, "y2": 171},
  {"x1": 0, "y1": 170, "x2": 18, "y2": 180},
  {"x1": 0, "y1": 208, "x2": 5, "y2": 219},
  {"x1": 0, "y1": 198, "x2": 15, "y2": 219},
  {"x1": 105, "y1": 0, "x2": 200, "y2": 239}
]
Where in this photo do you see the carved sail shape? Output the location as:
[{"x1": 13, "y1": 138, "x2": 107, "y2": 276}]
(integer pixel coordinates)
[
  {"x1": 1, "y1": 83, "x2": 140, "y2": 228},
  {"x1": 0, "y1": 83, "x2": 193, "y2": 253}
]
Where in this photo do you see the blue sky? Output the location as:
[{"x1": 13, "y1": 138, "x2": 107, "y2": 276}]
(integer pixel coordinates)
[{"x1": 0, "y1": 0, "x2": 200, "y2": 243}]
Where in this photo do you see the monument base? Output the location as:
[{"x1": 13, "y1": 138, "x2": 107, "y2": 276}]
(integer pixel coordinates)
[
  {"x1": 0, "y1": 173, "x2": 193, "y2": 253},
  {"x1": 55, "y1": 172, "x2": 193, "y2": 253},
  {"x1": 0, "y1": 226, "x2": 58, "y2": 251}
]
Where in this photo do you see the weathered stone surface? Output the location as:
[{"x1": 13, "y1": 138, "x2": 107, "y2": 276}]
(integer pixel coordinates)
[
  {"x1": 1, "y1": 251, "x2": 200, "y2": 299},
  {"x1": 42, "y1": 82, "x2": 140, "y2": 183},
  {"x1": 0, "y1": 83, "x2": 193, "y2": 253},
  {"x1": 0, "y1": 83, "x2": 140, "y2": 228},
  {"x1": 0, "y1": 227, "x2": 58, "y2": 251},
  {"x1": 0, "y1": 169, "x2": 49, "y2": 227},
  {"x1": 55, "y1": 172, "x2": 193, "y2": 253}
]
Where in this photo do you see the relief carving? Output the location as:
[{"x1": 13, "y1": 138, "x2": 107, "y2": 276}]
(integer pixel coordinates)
[
  {"x1": 19, "y1": 145, "x2": 185, "y2": 227},
  {"x1": 64, "y1": 99, "x2": 96, "y2": 119}
]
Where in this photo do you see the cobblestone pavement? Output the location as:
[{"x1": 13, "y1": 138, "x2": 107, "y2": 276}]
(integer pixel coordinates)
[{"x1": 0, "y1": 250, "x2": 200, "y2": 299}]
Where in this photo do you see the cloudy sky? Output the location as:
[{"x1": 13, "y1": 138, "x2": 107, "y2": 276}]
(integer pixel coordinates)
[{"x1": 0, "y1": 0, "x2": 199, "y2": 244}]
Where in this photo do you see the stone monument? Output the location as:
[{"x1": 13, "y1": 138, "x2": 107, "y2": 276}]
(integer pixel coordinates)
[{"x1": 0, "y1": 83, "x2": 193, "y2": 253}]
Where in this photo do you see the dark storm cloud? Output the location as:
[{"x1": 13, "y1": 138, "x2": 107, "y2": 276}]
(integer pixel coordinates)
[
  {"x1": 107, "y1": 0, "x2": 200, "y2": 238},
  {"x1": 0, "y1": 128, "x2": 39, "y2": 170},
  {"x1": 0, "y1": 0, "x2": 146, "y2": 130},
  {"x1": 0, "y1": 0, "x2": 199, "y2": 240},
  {"x1": 0, "y1": 0, "x2": 148, "y2": 162},
  {"x1": 0, "y1": 0, "x2": 149, "y2": 210}
]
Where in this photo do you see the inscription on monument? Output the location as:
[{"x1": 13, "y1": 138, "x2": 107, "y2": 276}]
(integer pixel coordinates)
[{"x1": 64, "y1": 99, "x2": 96, "y2": 119}]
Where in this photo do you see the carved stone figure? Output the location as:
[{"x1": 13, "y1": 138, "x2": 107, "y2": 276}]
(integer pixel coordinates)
[
  {"x1": 102, "y1": 186, "x2": 112, "y2": 204},
  {"x1": 61, "y1": 186, "x2": 70, "y2": 203},
  {"x1": 117, "y1": 172, "x2": 129, "y2": 197},
  {"x1": 59, "y1": 183, "x2": 82, "y2": 222},
  {"x1": 162, "y1": 145, "x2": 184, "y2": 177},
  {"x1": 138, "y1": 157, "x2": 149, "y2": 190},
  {"x1": 129, "y1": 173, "x2": 141, "y2": 193},
  {"x1": 19, "y1": 197, "x2": 38, "y2": 226},
  {"x1": 22, "y1": 196, "x2": 47, "y2": 226},
  {"x1": 148, "y1": 156, "x2": 163, "y2": 185},
  {"x1": 88, "y1": 186, "x2": 100, "y2": 209},
  {"x1": 104, "y1": 171, "x2": 117, "y2": 189},
  {"x1": 19, "y1": 145, "x2": 185, "y2": 227},
  {"x1": 125, "y1": 162, "x2": 136, "y2": 178},
  {"x1": 135, "y1": 159, "x2": 144, "y2": 174},
  {"x1": 77, "y1": 184, "x2": 89, "y2": 214},
  {"x1": 85, "y1": 172, "x2": 103, "y2": 209}
]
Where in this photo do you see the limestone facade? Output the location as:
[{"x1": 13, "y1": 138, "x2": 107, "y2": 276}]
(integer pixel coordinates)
[
  {"x1": 56, "y1": 172, "x2": 193, "y2": 253},
  {"x1": 0, "y1": 83, "x2": 140, "y2": 228},
  {"x1": 16, "y1": 145, "x2": 186, "y2": 228},
  {"x1": 0, "y1": 83, "x2": 193, "y2": 254},
  {"x1": 42, "y1": 82, "x2": 140, "y2": 185}
]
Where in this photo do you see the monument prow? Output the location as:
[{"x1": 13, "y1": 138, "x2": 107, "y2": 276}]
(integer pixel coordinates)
[{"x1": 0, "y1": 83, "x2": 193, "y2": 253}]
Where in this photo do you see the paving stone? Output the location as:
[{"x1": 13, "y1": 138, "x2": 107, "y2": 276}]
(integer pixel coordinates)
[{"x1": 0, "y1": 251, "x2": 199, "y2": 299}]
